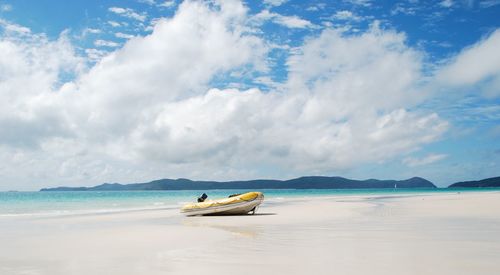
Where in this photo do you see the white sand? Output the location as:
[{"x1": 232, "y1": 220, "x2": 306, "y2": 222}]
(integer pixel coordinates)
[{"x1": 1, "y1": 191, "x2": 500, "y2": 275}]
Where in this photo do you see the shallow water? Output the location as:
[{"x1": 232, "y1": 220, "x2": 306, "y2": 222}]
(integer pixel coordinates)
[{"x1": 1, "y1": 188, "x2": 498, "y2": 217}]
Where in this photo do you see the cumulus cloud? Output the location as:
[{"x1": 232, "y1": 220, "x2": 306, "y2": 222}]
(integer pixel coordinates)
[
  {"x1": 281, "y1": 25, "x2": 447, "y2": 169},
  {"x1": 437, "y1": 29, "x2": 500, "y2": 97},
  {"x1": 0, "y1": 0, "x2": 450, "y2": 189},
  {"x1": 0, "y1": 0, "x2": 266, "y2": 188},
  {"x1": 56, "y1": 0, "x2": 267, "y2": 175},
  {"x1": 0, "y1": 26, "x2": 84, "y2": 152},
  {"x1": 80, "y1": 19, "x2": 445, "y2": 175}
]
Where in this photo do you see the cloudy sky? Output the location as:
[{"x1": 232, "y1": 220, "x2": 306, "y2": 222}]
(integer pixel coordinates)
[{"x1": 0, "y1": 0, "x2": 499, "y2": 190}]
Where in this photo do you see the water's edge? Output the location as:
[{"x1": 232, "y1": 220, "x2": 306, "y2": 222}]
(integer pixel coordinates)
[{"x1": 1, "y1": 188, "x2": 499, "y2": 217}]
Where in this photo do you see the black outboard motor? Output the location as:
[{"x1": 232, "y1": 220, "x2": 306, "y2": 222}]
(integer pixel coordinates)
[{"x1": 197, "y1": 193, "x2": 208, "y2": 202}]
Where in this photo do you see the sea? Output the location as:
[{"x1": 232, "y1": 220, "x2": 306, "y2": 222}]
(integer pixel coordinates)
[{"x1": 1, "y1": 188, "x2": 498, "y2": 217}]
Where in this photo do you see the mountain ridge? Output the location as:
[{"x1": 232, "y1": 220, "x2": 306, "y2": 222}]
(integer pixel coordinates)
[
  {"x1": 40, "y1": 176, "x2": 437, "y2": 191},
  {"x1": 448, "y1": 176, "x2": 500, "y2": 188}
]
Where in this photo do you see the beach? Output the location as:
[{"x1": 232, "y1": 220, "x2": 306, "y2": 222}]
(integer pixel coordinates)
[{"x1": 1, "y1": 191, "x2": 499, "y2": 275}]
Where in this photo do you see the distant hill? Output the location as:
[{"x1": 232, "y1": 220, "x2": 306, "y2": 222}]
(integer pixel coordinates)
[
  {"x1": 40, "y1": 176, "x2": 436, "y2": 191},
  {"x1": 448, "y1": 176, "x2": 500, "y2": 188}
]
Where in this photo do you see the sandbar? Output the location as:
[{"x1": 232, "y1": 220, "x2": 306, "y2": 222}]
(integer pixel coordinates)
[{"x1": 1, "y1": 191, "x2": 499, "y2": 274}]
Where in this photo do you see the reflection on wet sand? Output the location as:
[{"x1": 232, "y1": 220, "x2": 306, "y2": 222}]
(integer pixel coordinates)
[{"x1": 182, "y1": 213, "x2": 276, "y2": 238}]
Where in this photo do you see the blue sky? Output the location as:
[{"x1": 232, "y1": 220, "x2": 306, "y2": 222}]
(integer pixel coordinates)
[{"x1": 0, "y1": 0, "x2": 499, "y2": 190}]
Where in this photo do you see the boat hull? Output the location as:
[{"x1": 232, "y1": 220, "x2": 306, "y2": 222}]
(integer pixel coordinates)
[{"x1": 181, "y1": 192, "x2": 264, "y2": 216}]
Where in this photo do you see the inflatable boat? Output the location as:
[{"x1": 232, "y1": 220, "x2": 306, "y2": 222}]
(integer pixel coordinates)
[{"x1": 181, "y1": 192, "x2": 264, "y2": 216}]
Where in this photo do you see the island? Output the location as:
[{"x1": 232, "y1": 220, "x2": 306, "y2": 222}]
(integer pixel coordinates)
[
  {"x1": 448, "y1": 176, "x2": 500, "y2": 188},
  {"x1": 40, "y1": 176, "x2": 436, "y2": 191}
]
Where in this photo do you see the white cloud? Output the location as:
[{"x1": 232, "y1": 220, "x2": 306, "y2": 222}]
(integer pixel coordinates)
[
  {"x1": 1, "y1": 0, "x2": 268, "y2": 189},
  {"x1": 85, "y1": 48, "x2": 107, "y2": 61},
  {"x1": 254, "y1": 76, "x2": 280, "y2": 88},
  {"x1": 0, "y1": 1, "x2": 450, "y2": 189},
  {"x1": 274, "y1": 14, "x2": 313, "y2": 28},
  {"x1": 0, "y1": 29, "x2": 84, "y2": 153},
  {"x1": 84, "y1": 28, "x2": 101, "y2": 34},
  {"x1": 331, "y1": 10, "x2": 362, "y2": 21},
  {"x1": 439, "y1": 0, "x2": 454, "y2": 8},
  {"x1": 480, "y1": 0, "x2": 500, "y2": 8},
  {"x1": 391, "y1": 3, "x2": 419, "y2": 16},
  {"x1": 0, "y1": 19, "x2": 31, "y2": 34},
  {"x1": 81, "y1": 28, "x2": 102, "y2": 38},
  {"x1": 437, "y1": 29, "x2": 500, "y2": 97},
  {"x1": 138, "y1": 0, "x2": 156, "y2": 5},
  {"x1": 108, "y1": 21, "x2": 121, "y2": 27},
  {"x1": 119, "y1": 24, "x2": 447, "y2": 174},
  {"x1": 158, "y1": 0, "x2": 176, "y2": 8},
  {"x1": 252, "y1": 9, "x2": 274, "y2": 22},
  {"x1": 109, "y1": 7, "x2": 127, "y2": 14},
  {"x1": 281, "y1": 25, "x2": 447, "y2": 169},
  {"x1": 263, "y1": 0, "x2": 288, "y2": 7},
  {"x1": 139, "y1": 0, "x2": 176, "y2": 8},
  {"x1": 115, "y1": 32, "x2": 135, "y2": 39},
  {"x1": 403, "y1": 154, "x2": 447, "y2": 167},
  {"x1": 94, "y1": 39, "x2": 120, "y2": 47},
  {"x1": 109, "y1": 7, "x2": 147, "y2": 22},
  {"x1": 345, "y1": 0, "x2": 372, "y2": 7},
  {"x1": 253, "y1": 10, "x2": 314, "y2": 29},
  {"x1": 144, "y1": 18, "x2": 163, "y2": 32},
  {"x1": 306, "y1": 3, "x2": 326, "y2": 11}
]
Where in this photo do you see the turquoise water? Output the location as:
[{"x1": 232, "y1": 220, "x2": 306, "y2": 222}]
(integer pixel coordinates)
[{"x1": 1, "y1": 188, "x2": 498, "y2": 217}]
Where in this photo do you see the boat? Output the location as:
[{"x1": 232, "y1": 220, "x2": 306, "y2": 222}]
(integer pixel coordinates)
[{"x1": 181, "y1": 192, "x2": 264, "y2": 216}]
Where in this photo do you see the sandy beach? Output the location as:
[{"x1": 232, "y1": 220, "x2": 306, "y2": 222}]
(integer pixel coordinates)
[{"x1": 1, "y1": 191, "x2": 499, "y2": 275}]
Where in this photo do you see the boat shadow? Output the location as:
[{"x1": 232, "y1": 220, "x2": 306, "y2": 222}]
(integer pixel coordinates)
[
  {"x1": 247, "y1": 212, "x2": 276, "y2": 216},
  {"x1": 201, "y1": 212, "x2": 277, "y2": 217}
]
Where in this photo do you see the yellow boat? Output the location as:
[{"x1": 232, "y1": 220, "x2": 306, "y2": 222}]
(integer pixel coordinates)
[{"x1": 181, "y1": 192, "x2": 264, "y2": 216}]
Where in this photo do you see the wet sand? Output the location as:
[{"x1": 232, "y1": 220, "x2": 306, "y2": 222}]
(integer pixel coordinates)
[{"x1": 1, "y1": 191, "x2": 499, "y2": 275}]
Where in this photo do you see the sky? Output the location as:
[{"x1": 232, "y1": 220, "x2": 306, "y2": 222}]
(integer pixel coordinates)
[{"x1": 0, "y1": 0, "x2": 499, "y2": 190}]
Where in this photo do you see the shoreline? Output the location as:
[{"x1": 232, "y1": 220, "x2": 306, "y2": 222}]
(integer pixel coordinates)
[
  {"x1": 2, "y1": 187, "x2": 500, "y2": 218},
  {"x1": 1, "y1": 191, "x2": 500, "y2": 274}
]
